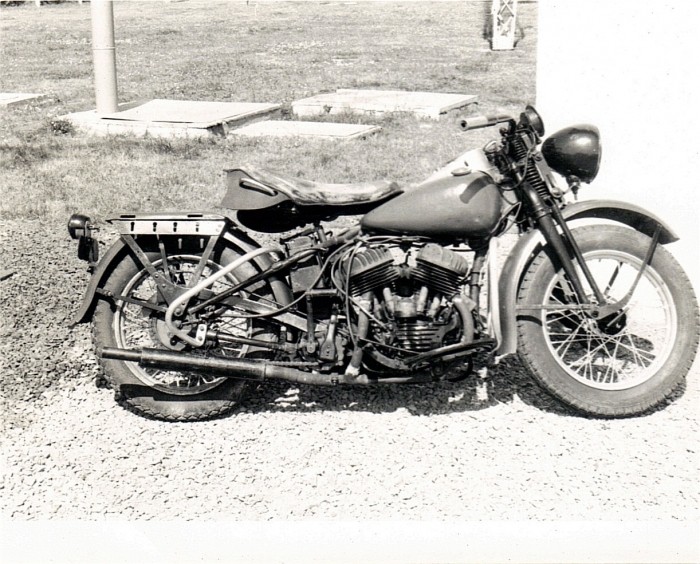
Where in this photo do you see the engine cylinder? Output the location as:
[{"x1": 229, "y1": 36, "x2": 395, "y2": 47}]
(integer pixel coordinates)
[
  {"x1": 413, "y1": 244, "x2": 469, "y2": 297},
  {"x1": 345, "y1": 247, "x2": 399, "y2": 296}
]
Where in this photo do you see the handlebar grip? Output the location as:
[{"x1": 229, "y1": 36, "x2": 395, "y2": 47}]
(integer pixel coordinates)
[{"x1": 460, "y1": 114, "x2": 513, "y2": 131}]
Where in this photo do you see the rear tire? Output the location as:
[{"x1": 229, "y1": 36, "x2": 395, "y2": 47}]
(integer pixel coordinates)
[
  {"x1": 94, "y1": 241, "x2": 279, "y2": 421},
  {"x1": 517, "y1": 225, "x2": 699, "y2": 417}
]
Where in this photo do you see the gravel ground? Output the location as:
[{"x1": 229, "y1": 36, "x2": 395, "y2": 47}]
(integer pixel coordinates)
[{"x1": 1, "y1": 219, "x2": 699, "y2": 522}]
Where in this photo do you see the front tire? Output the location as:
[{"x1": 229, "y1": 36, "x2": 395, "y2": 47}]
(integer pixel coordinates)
[
  {"x1": 94, "y1": 241, "x2": 279, "y2": 421},
  {"x1": 517, "y1": 225, "x2": 699, "y2": 417}
]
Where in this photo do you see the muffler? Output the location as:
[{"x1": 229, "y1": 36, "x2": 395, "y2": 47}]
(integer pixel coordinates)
[{"x1": 100, "y1": 347, "x2": 434, "y2": 386}]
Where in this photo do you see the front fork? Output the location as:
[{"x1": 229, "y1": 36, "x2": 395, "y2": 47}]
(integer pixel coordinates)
[
  {"x1": 520, "y1": 181, "x2": 659, "y2": 320},
  {"x1": 521, "y1": 183, "x2": 599, "y2": 305}
]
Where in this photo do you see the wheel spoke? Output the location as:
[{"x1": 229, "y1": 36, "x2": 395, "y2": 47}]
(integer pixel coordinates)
[
  {"x1": 547, "y1": 309, "x2": 584, "y2": 326},
  {"x1": 616, "y1": 332, "x2": 656, "y2": 367},
  {"x1": 599, "y1": 337, "x2": 620, "y2": 384},
  {"x1": 535, "y1": 240, "x2": 677, "y2": 391},
  {"x1": 568, "y1": 337, "x2": 606, "y2": 372},
  {"x1": 114, "y1": 253, "x2": 270, "y2": 395},
  {"x1": 547, "y1": 331, "x2": 590, "y2": 339},
  {"x1": 551, "y1": 329, "x2": 585, "y2": 358}
]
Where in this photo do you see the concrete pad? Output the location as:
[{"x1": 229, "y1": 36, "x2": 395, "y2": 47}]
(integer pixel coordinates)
[
  {"x1": 230, "y1": 120, "x2": 381, "y2": 140},
  {"x1": 0, "y1": 93, "x2": 47, "y2": 109},
  {"x1": 61, "y1": 99, "x2": 280, "y2": 138},
  {"x1": 102, "y1": 99, "x2": 279, "y2": 127},
  {"x1": 292, "y1": 89, "x2": 478, "y2": 120}
]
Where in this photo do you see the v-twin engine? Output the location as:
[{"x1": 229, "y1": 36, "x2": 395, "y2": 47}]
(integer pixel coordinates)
[{"x1": 344, "y1": 243, "x2": 470, "y2": 353}]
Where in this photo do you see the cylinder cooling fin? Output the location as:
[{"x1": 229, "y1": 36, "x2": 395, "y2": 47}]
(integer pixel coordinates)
[
  {"x1": 413, "y1": 244, "x2": 469, "y2": 297},
  {"x1": 396, "y1": 319, "x2": 445, "y2": 352},
  {"x1": 344, "y1": 247, "x2": 399, "y2": 296}
]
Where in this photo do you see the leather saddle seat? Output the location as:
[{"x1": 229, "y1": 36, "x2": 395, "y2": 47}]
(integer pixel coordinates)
[{"x1": 225, "y1": 164, "x2": 401, "y2": 209}]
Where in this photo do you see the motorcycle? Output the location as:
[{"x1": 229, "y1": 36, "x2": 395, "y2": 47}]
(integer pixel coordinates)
[{"x1": 68, "y1": 106, "x2": 699, "y2": 421}]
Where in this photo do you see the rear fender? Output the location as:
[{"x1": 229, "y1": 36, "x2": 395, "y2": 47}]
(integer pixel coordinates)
[
  {"x1": 494, "y1": 199, "x2": 678, "y2": 358},
  {"x1": 71, "y1": 237, "x2": 129, "y2": 325},
  {"x1": 71, "y1": 217, "x2": 292, "y2": 325}
]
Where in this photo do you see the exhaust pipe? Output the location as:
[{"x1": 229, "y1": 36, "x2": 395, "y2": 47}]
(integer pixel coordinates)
[{"x1": 100, "y1": 347, "x2": 434, "y2": 386}]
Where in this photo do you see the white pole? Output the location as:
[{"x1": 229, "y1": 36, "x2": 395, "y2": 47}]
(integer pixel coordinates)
[{"x1": 91, "y1": 0, "x2": 118, "y2": 115}]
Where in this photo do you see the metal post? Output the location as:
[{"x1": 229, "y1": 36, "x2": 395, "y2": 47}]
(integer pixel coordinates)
[
  {"x1": 91, "y1": 0, "x2": 118, "y2": 115},
  {"x1": 491, "y1": 0, "x2": 517, "y2": 50}
]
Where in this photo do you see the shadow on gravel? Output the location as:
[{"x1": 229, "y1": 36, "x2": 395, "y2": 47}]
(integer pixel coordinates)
[
  {"x1": 103, "y1": 355, "x2": 687, "y2": 422},
  {"x1": 237, "y1": 355, "x2": 688, "y2": 419},
  {"x1": 239, "y1": 356, "x2": 583, "y2": 418}
]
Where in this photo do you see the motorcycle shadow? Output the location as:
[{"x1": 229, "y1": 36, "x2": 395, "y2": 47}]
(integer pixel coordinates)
[
  {"x1": 112, "y1": 354, "x2": 685, "y2": 419},
  {"x1": 242, "y1": 356, "x2": 581, "y2": 418}
]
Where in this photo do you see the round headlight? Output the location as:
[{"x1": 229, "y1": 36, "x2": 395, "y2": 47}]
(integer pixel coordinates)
[{"x1": 542, "y1": 125, "x2": 601, "y2": 183}]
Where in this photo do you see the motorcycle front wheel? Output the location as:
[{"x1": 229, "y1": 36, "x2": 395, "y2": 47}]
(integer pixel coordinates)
[
  {"x1": 93, "y1": 241, "x2": 279, "y2": 421},
  {"x1": 517, "y1": 225, "x2": 699, "y2": 417}
]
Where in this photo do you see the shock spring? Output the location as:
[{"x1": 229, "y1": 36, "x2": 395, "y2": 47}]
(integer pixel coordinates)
[{"x1": 513, "y1": 135, "x2": 549, "y2": 200}]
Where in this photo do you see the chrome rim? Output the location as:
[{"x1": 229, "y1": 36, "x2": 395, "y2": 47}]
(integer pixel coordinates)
[
  {"x1": 114, "y1": 255, "x2": 249, "y2": 395},
  {"x1": 542, "y1": 249, "x2": 676, "y2": 390}
]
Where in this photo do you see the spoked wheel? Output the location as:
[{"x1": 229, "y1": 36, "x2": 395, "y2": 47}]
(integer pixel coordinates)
[
  {"x1": 517, "y1": 225, "x2": 699, "y2": 417},
  {"x1": 94, "y1": 242, "x2": 280, "y2": 421}
]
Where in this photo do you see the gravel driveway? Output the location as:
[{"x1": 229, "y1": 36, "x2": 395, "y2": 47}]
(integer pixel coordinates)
[{"x1": 1, "y1": 219, "x2": 699, "y2": 522}]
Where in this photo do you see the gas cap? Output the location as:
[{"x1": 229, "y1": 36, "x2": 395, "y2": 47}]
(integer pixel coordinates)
[{"x1": 451, "y1": 167, "x2": 471, "y2": 176}]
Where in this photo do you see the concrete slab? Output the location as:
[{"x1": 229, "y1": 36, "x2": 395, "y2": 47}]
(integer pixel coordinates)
[
  {"x1": 0, "y1": 93, "x2": 47, "y2": 108},
  {"x1": 230, "y1": 120, "x2": 381, "y2": 140},
  {"x1": 102, "y1": 99, "x2": 279, "y2": 127},
  {"x1": 292, "y1": 89, "x2": 478, "y2": 120},
  {"x1": 60, "y1": 99, "x2": 280, "y2": 138}
]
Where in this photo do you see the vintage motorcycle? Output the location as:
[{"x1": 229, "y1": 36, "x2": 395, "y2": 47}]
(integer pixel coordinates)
[{"x1": 69, "y1": 106, "x2": 699, "y2": 421}]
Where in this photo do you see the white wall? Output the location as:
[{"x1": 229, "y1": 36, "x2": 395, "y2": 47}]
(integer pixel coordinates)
[{"x1": 537, "y1": 1, "x2": 700, "y2": 286}]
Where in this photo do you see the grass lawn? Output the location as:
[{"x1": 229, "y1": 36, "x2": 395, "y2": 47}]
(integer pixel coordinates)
[{"x1": 0, "y1": 0, "x2": 537, "y2": 222}]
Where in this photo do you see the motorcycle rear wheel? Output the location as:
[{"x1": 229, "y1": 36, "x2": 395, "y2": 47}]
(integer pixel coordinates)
[
  {"x1": 517, "y1": 225, "x2": 699, "y2": 417},
  {"x1": 94, "y1": 241, "x2": 278, "y2": 421}
]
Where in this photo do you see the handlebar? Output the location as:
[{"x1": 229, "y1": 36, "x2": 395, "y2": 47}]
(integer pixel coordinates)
[{"x1": 460, "y1": 114, "x2": 514, "y2": 131}]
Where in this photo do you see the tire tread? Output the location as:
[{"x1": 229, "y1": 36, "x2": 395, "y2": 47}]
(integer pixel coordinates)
[{"x1": 516, "y1": 225, "x2": 699, "y2": 417}]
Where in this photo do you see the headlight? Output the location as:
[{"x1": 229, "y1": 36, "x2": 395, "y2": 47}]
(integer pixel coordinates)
[{"x1": 542, "y1": 125, "x2": 602, "y2": 183}]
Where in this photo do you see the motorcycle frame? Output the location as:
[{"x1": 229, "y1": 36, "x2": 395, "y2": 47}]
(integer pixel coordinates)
[
  {"x1": 72, "y1": 200, "x2": 678, "y2": 365},
  {"x1": 71, "y1": 165, "x2": 680, "y2": 373},
  {"x1": 70, "y1": 214, "x2": 294, "y2": 325}
]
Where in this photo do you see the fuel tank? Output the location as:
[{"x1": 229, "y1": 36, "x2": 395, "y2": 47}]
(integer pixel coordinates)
[{"x1": 361, "y1": 171, "x2": 506, "y2": 238}]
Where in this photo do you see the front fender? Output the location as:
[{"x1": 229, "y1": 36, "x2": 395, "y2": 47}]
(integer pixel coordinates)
[
  {"x1": 495, "y1": 199, "x2": 678, "y2": 357},
  {"x1": 560, "y1": 199, "x2": 678, "y2": 244},
  {"x1": 70, "y1": 228, "x2": 292, "y2": 325}
]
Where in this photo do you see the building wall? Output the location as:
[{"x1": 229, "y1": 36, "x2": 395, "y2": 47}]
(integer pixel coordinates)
[{"x1": 537, "y1": 1, "x2": 700, "y2": 286}]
